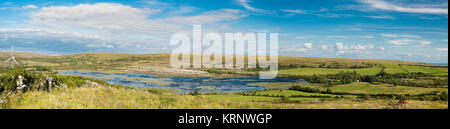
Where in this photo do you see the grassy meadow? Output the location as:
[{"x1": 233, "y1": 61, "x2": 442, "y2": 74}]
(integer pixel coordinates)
[
  {"x1": 0, "y1": 52, "x2": 448, "y2": 109},
  {"x1": 278, "y1": 67, "x2": 382, "y2": 76},
  {"x1": 319, "y1": 82, "x2": 447, "y2": 95},
  {"x1": 5, "y1": 86, "x2": 447, "y2": 109}
]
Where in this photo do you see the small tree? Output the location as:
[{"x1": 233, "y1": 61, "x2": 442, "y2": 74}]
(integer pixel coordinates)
[{"x1": 192, "y1": 89, "x2": 200, "y2": 96}]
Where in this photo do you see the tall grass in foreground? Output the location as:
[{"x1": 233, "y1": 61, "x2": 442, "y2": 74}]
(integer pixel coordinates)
[{"x1": 3, "y1": 86, "x2": 447, "y2": 109}]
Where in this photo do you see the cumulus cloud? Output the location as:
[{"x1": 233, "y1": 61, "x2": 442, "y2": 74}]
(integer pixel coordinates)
[
  {"x1": 335, "y1": 42, "x2": 376, "y2": 54},
  {"x1": 304, "y1": 42, "x2": 313, "y2": 49},
  {"x1": 358, "y1": 0, "x2": 448, "y2": 14},
  {"x1": 30, "y1": 3, "x2": 247, "y2": 36},
  {"x1": 336, "y1": 42, "x2": 345, "y2": 50},
  {"x1": 281, "y1": 43, "x2": 314, "y2": 53},
  {"x1": 30, "y1": 3, "x2": 175, "y2": 35},
  {"x1": 8, "y1": 3, "x2": 249, "y2": 54}
]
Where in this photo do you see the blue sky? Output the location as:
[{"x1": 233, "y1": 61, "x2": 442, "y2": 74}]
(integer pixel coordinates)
[{"x1": 0, "y1": 0, "x2": 448, "y2": 63}]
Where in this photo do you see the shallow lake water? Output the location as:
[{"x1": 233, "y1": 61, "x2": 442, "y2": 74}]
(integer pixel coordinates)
[{"x1": 59, "y1": 71, "x2": 301, "y2": 93}]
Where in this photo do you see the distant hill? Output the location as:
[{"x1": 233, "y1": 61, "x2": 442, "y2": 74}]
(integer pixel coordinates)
[
  {"x1": 0, "y1": 52, "x2": 52, "y2": 58},
  {"x1": 0, "y1": 52, "x2": 436, "y2": 67}
]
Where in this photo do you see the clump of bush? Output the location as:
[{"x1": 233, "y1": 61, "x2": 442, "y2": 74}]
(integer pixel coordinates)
[
  {"x1": 0, "y1": 66, "x2": 108, "y2": 95},
  {"x1": 0, "y1": 66, "x2": 46, "y2": 94}
]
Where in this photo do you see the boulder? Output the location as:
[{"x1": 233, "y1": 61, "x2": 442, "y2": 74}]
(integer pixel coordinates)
[
  {"x1": 16, "y1": 75, "x2": 27, "y2": 93},
  {"x1": 45, "y1": 77, "x2": 54, "y2": 92}
]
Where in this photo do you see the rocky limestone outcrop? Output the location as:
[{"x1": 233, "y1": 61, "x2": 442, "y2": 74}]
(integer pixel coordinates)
[
  {"x1": 45, "y1": 77, "x2": 54, "y2": 92},
  {"x1": 15, "y1": 75, "x2": 27, "y2": 93},
  {"x1": 84, "y1": 80, "x2": 99, "y2": 87}
]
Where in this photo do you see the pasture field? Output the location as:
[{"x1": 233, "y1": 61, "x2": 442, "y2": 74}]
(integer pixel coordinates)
[
  {"x1": 401, "y1": 65, "x2": 448, "y2": 75},
  {"x1": 320, "y1": 82, "x2": 447, "y2": 95},
  {"x1": 248, "y1": 90, "x2": 358, "y2": 98},
  {"x1": 248, "y1": 82, "x2": 303, "y2": 89},
  {"x1": 381, "y1": 64, "x2": 408, "y2": 74},
  {"x1": 278, "y1": 67, "x2": 382, "y2": 76}
]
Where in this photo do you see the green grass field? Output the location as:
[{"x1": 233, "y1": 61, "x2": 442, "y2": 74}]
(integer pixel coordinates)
[
  {"x1": 278, "y1": 67, "x2": 382, "y2": 76},
  {"x1": 401, "y1": 65, "x2": 448, "y2": 75},
  {"x1": 248, "y1": 82, "x2": 303, "y2": 89},
  {"x1": 250, "y1": 90, "x2": 357, "y2": 98},
  {"x1": 381, "y1": 64, "x2": 408, "y2": 74},
  {"x1": 321, "y1": 82, "x2": 447, "y2": 95}
]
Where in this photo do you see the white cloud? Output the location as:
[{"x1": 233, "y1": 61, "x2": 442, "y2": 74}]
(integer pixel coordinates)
[
  {"x1": 437, "y1": 48, "x2": 448, "y2": 51},
  {"x1": 281, "y1": 47, "x2": 308, "y2": 53},
  {"x1": 335, "y1": 42, "x2": 376, "y2": 54},
  {"x1": 388, "y1": 39, "x2": 432, "y2": 45},
  {"x1": 349, "y1": 44, "x2": 374, "y2": 50},
  {"x1": 143, "y1": 0, "x2": 171, "y2": 7},
  {"x1": 360, "y1": 35, "x2": 375, "y2": 39},
  {"x1": 30, "y1": 3, "x2": 247, "y2": 36},
  {"x1": 329, "y1": 36, "x2": 349, "y2": 39},
  {"x1": 280, "y1": 42, "x2": 314, "y2": 53},
  {"x1": 280, "y1": 8, "x2": 354, "y2": 18},
  {"x1": 12, "y1": 3, "x2": 249, "y2": 54},
  {"x1": 304, "y1": 42, "x2": 313, "y2": 49},
  {"x1": 336, "y1": 42, "x2": 345, "y2": 50},
  {"x1": 0, "y1": 28, "x2": 105, "y2": 53},
  {"x1": 164, "y1": 9, "x2": 248, "y2": 25},
  {"x1": 22, "y1": 5, "x2": 38, "y2": 9},
  {"x1": 381, "y1": 34, "x2": 421, "y2": 38},
  {"x1": 0, "y1": 28, "x2": 104, "y2": 41},
  {"x1": 419, "y1": 41, "x2": 432, "y2": 45},
  {"x1": 358, "y1": 0, "x2": 448, "y2": 14},
  {"x1": 237, "y1": 0, "x2": 272, "y2": 14},
  {"x1": 406, "y1": 53, "x2": 414, "y2": 57},
  {"x1": 0, "y1": 27, "x2": 172, "y2": 54},
  {"x1": 320, "y1": 45, "x2": 329, "y2": 51},
  {"x1": 388, "y1": 39, "x2": 413, "y2": 45},
  {"x1": 295, "y1": 35, "x2": 314, "y2": 39},
  {"x1": 280, "y1": 9, "x2": 309, "y2": 14},
  {"x1": 364, "y1": 15, "x2": 396, "y2": 19},
  {"x1": 30, "y1": 3, "x2": 175, "y2": 35},
  {"x1": 238, "y1": 0, "x2": 261, "y2": 12},
  {"x1": 319, "y1": 8, "x2": 329, "y2": 12}
]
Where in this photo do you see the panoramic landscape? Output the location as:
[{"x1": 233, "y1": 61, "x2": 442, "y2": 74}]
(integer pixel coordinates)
[
  {"x1": 0, "y1": 0, "x2": 448, "y2": 109},
  {"x1": 0, "y1": 52, "x2": 447, "y2": 109}
]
